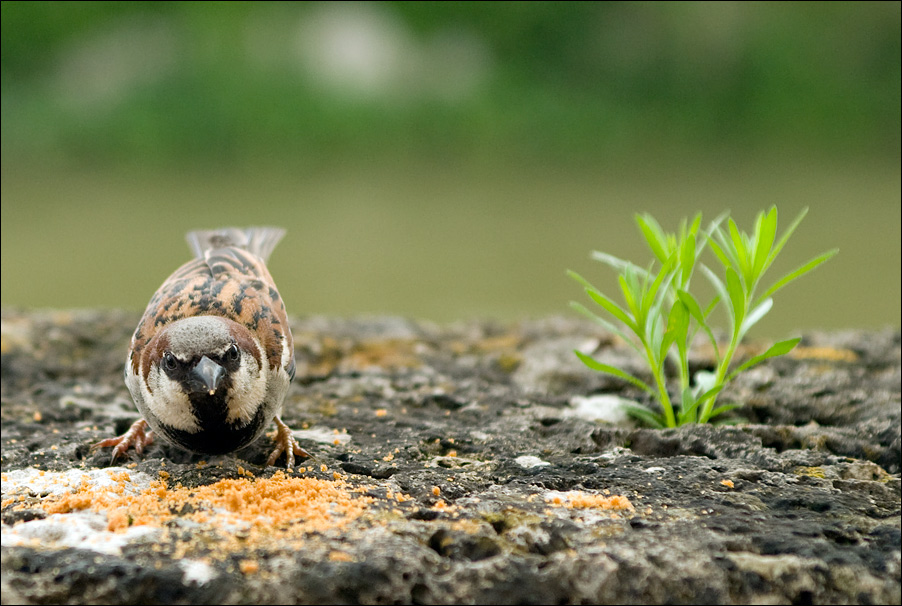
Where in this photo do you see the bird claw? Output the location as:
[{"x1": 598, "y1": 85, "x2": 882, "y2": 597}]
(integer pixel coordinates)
[
  {"x1": 266, "y1": 417, "x2": 311, "y2": 468},
  {"x1": 93, "y1": 419, "x2": 154, "y2": 463}
]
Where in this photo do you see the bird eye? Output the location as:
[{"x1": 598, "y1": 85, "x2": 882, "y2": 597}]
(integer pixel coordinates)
[
  {"x1": 163, "y1": 352, "x2": 178, "y2": 372},
  {"x1": 227, "y1": 343, "x2": 240, "y2": 362}
]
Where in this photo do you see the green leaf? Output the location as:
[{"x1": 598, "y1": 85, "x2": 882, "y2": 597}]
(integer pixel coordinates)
[
  {"x1": 657, "y1": 311, "x2": 676, "y2": 364},
  {"x1": 647, "y1": 309, "x2": 664, "y2": 362},
  {"x1": 706, "y1": 229, "x2": 737, "y2": 271},
  {"x1": 660, "y1": 300, "x2": 690, "y2": 363},
  {"x1": 706, "y1": 230, "x2": 728, "y2": 265},
  {"x1": 641, "y1": 254, "x2": 677, "y2": 313},
  {"x1": 567, "y1": 270, "x2": 595, "y2": 291},
  {"x1": 740, "y1": 297, "x2": 773, "y2": 338},
  {"x1": 703, "y1": 295, "x2": 721, "y2": 319},
  {"x1": 673, "y1": 301, "x2": 691, "y2": 352},
  {"x1": 705, "y1": 211, "x2": 730, "y2": 240},
  {"x1": 701, "y1": 264, "x2": 732, "y2": 322},
  {"x1": 766, "y1": 207, "x2": 808, "y2": 269},
  {"x1": 693, "y1": 370, "x2": 726, "y2": 423},
  {"x1": 696, "y1": 214, "x2": 719, "y2": 258},
  {"x1": 618, "y1": 272, "x2": 640, "y2": 319},
  {"x1": 569, "y1": 301, "x2": 642, "y2": 354},
  {"x1": 591, "y1": 252, "x2": 650, "y2": 280},
  {"x1": 635, "y1": 213, "x2": 671, "y2": 263},
  {"x1": 677, "y1": 289, "x2": 720, "y2": 360},
  {"x1": 677, "y1": 386, "x2": 700, "y2": 424},
  {"x1": 573, "y1": 350, "x2": 655, "y2": 394},
  {"x1": 727, "y1": 218, "x2": 750, "y2": 276},
  {"x1": 695, "y1": 382, "x2": 725, "y2": 407},
  {"x1": 586, "y1": 288, "x2": 637, "y2": 333},
  {"x1": 676, "y1": 289, "x2": 705, "y2": 324},
  {"x1": 679, "y1": 233, "x2": 696, "y2": 287},
  {"x1": 644, "y1": 268, "x2": 678, "y2": 357},
  {"x1": 757, "y1": 249, "x2": 839, "y2": 305},
  {"x1": 726, "y1": 338, "x2": 801, "y2": 381},
  {"x1": 725, "y1": 267, "x2": 747, "y2": 336},
  {"x1": 621, "y1": 403, "x2": 666, "y2": 428},
  {"x1": 705, "y1": 402, "x2": 743, "y2": 421},
  {"x1": 752, "y1": 207, "x2": 777, "y2": 279},
  {"x1": 688, "y1": 213, "x2": 703, "y2": 238}
]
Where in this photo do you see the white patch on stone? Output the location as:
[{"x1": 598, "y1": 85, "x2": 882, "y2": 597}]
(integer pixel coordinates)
[
  {"x1": 576, "y1": 339, "x2": 602, "y2": 355},
  {"x1": 644, "y1": 466, "x2": 666, "y2": 474},
  {"x1": 1, "y1": 512, "x2": 160, "y2": 555},
  {"x1": 292, "y1": 427, "x2": 352, "y2": 445},
  {"x1": 597, "y1": 446, "x2": 632, "y2": 461},
  {"x1": 566, "y1": 395, "x2": 636, "y2": 424},
  {"x1": 1, "y1": 467, "x2": 155, "y2": 497},
  {"x1": 424, "y1": 456, "x2": 485, "y2": 469},
  {"x1": 515, "y1": 455, "x2": 551, "y2": 469},
  {"x1": 179, "y1": 559, "x2": 218, "y2": 586},
  {"x1": 1, "y1": 468, "x2": 160, "y2": 556}
]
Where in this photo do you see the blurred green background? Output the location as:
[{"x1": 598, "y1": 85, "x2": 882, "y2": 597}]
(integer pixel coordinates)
[{"x1": 2, "y1": 1, "x2": 899, "y2": 337}]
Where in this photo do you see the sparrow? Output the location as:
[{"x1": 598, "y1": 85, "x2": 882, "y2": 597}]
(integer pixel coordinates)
[{"x1": 95, "y1": 227, "x2": 309, "y2": 467}]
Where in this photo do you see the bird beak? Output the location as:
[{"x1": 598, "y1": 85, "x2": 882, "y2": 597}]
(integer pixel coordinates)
[{"x1": 192, "y1": 356, "x2": 225, "y2": 395}]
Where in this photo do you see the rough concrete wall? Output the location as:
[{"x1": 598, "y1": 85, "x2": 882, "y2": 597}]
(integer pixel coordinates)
[{"x1": 2, "y1": 310, "x2": 899, "y2": 604}]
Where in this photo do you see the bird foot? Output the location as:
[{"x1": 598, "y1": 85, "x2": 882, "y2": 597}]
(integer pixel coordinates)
[
  {"x1": 266, "y1": 417, "x2": 311, "y2": 468},
  {"x1": 93, "y1": 419, "x2": 154, "y2": 463}
]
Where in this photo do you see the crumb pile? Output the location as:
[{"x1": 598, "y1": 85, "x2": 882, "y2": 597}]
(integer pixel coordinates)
[
  {"x1": 3, "y1": 468, "x2": 375, "y2": 558},
  {"x1": 545, "y1": 490, "x2": 634, "y2": 511}
]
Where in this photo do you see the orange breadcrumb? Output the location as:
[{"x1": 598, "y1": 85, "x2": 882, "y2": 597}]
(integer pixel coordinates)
[
  {"x1": 107, "y1": 508, "x2": 130, "y2": 532},
  {"x1": 546, "y1": 491, "x2": 633, "y2": 511},
  {"x1": 329, "y1": 550, "x2": 355, "y2": 562},
  {"x1": 239, "y1": 560, "x2": 259, "y2": 574}
]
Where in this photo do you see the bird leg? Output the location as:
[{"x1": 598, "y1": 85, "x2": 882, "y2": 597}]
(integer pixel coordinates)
[
  {"x1": 266, "y1": 416, "x2": 311, "y2": 468},
  {"x1": 93, "y1": 419, "x2": 155, "y2": 463}
]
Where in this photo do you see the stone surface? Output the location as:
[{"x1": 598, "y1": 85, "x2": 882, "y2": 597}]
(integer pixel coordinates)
[{"x1": 1, "y1": 309, "x2": 900, "y2": 605}]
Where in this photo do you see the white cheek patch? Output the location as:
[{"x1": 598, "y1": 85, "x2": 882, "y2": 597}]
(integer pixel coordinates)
[
  {"x1": 225, "y1": 349, "x2": 268, "y2": 425},
  {"x1": 144, "y1": 367, "x2": 200, "y2": 433}
]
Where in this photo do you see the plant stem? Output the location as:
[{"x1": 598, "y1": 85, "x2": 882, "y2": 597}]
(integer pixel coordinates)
[
  {"x1": 700, "y1": 334, "x2": 738, "y2": 422},
  {"x1": 677, "y1": 352, "x2": 691, "y2": 423},
  {"x1": 644, "y1": 342, "x2": 676, "y2": 427}
]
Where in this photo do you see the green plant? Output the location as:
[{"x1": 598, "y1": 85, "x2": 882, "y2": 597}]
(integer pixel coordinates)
[{"x1": 568, "y1": 207, "x2": 837, "y2": 428}]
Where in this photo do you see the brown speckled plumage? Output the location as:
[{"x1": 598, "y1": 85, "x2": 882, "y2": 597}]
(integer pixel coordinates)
[
  {"x1": 129, "y1": 231, "x2": 292, "y2": 380},
  {"x1": 95, "y1": 227, "x2": 309, "y2": 467}
]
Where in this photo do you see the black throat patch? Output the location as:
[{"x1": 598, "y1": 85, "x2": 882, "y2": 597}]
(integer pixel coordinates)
[{"x1": 158, "y1": 392, "x2": 269, "y2": 455}]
